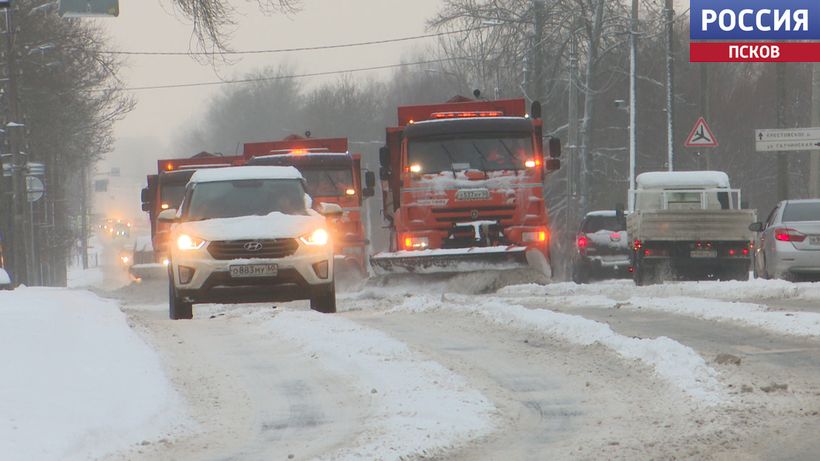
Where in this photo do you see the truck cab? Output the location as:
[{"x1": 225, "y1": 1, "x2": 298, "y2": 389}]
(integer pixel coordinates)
[
  {"x1": 244, "y1": 136, "x2": 375, "y2": 278},
  {"x1": 373, "y1": 97, "x2": 560, "y2": 276}
]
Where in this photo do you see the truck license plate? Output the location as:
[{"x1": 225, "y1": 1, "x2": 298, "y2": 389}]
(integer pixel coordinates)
[
  {"x1": 229, "y1": 264, "x2": 278, "y2": 278},
  {"x1": 690, "y1": 250, "x2": 717, "y2": 258},
  {"x1": 456, "y1": 188, "x2": 490, "y2": 201}
]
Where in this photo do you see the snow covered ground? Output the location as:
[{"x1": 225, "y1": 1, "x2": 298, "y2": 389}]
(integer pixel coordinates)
[{"x1": 0, "y1": 288, "x2": 187, "y2": 461}]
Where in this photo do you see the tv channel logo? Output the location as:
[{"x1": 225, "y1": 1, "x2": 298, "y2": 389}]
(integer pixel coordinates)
[{"x1": 690, "y1": 0, "x2": 820, "y2": 62}]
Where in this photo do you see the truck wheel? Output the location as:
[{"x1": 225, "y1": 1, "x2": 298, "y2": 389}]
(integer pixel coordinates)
[
  {"x1": 168, "y1": 274, "x2": 193, "y2": 320},
  {"x1": 572, "y1": 263, "x2": 590, "y2": 284},
  {"x1": 310, "y1": 282, "x2": 337, "y2": 314},
  {"x1": 635, "y1": 261, "x2": 658, "y2": 286}
]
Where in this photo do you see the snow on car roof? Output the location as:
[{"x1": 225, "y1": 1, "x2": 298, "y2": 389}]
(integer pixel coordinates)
[
  {"x1": 586, "y1": 210, "x2": 617, "y2": 217},
  {"x1": 190, "y1": 166, "x2": 303, "y2": 183},
  {"x1": 636, "y1": 171, "x2": 730, "y2": 190}
]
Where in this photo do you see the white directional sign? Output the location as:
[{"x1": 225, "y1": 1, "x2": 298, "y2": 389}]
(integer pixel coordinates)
[{"x1": 755, "y1": 128, "x2": 820, "y2": 152}]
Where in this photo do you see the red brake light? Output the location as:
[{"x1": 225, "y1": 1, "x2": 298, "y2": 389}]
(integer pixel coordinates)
[
  {"x1": 633, "y1": 239, "x2": 642, "y2": 250},
  {"x1": 577, "y1": 236, "x2": 589, "y2": 249},
  {"x1": 775, "y1": 228, "x2": 806, "y2": 242}
]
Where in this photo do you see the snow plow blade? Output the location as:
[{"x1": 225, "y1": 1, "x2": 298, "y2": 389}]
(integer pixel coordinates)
[
  {"x1": 371, "y1": 246, "x2": 539, "y2": 275},
  {"x1": 128, "y1": 263, "x2": 167, "y2": 281}
]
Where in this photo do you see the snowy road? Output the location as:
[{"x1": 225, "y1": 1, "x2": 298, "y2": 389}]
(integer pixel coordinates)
[{"x1": 18, "y1": 260, "x2": 820, "y2": 460}]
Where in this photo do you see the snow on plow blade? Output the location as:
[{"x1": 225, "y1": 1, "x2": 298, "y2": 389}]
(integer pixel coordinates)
[
  {"x1": 371, "y1": 246, "x2": 533, "y2": 275},
  {"x1": 128, "y1": 263, "x2": 167, "y2": 281}
]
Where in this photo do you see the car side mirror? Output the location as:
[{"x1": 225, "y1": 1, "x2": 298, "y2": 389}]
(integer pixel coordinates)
[
  {"x1": 158, "y1": 209, "x2": 178, "y2": 223},
  {"x1": 615, "y1": 203, "x2": 626, "y2": 225},
  {"x1": 365, "y1": 171, "x2": 376, "y2": 189},
  {"x1": 141, "y1": 187, "x2": 151, "y2": 212},
  {"x1": 749, "y1": 222, "x2": 764, "y2": 232},
  {"x1": 318, "y1": 202, "x2": 343, "y2": 217},
  {"x1": 544, "y1": 158, "x2": 561, "y2": 173},
  {"x1": 548, "y1": 137, "x2": 561, "y2": 158},
  {"x1": 363, "y1": 187, "x2": 375, "y2": 199}
]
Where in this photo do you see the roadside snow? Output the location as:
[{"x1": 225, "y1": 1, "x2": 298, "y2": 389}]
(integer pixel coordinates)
[
  {"x1": 395, "y1": 294, "x2": 724, "y2": 405},
  {"x1": 264, "y1": 311, "x2": 495, "y2": 461},
  {"x1": 498, "y1": 281, "x2": 820, "y2": 337},
  {"x1": 0, "y1": 288, "x2": 187, "y2": 461},
  {"x1": 67, "y1": 265, "x2": 104, "y2": 289}
]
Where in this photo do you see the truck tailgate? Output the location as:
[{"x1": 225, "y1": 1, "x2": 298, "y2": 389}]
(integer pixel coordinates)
[{"x1": 628, "y1": 210, "x2": 756, "y2": 242}]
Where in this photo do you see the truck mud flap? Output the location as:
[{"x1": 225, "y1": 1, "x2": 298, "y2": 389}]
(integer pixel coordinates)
[{"x1": 371, "y1": 247, "x2": 532, "y2": 275}]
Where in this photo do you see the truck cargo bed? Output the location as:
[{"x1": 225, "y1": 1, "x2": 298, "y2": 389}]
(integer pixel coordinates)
[{"x1": 628, "y1": 209, "x2": 756, "y2": 242}]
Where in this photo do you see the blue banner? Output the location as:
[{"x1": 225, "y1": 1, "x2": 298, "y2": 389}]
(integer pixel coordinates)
[{"x1": 691, "y1": 0, "x2": 820, "y2": 40}]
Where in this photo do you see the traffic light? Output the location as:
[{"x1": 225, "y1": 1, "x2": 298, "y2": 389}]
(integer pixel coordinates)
[{"x1": 59, "y1": 0, "x2": 119, "y2": 18}]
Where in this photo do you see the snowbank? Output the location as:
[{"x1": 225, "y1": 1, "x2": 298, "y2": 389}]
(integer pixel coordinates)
[
  {"x1": 395, "y1": 294, "x2": 724, "y2": 405},
  {"x1": 264, "y1": 311, "x2": 495, "y2": 461},
  {"x1": 0, "y1": 288, "x2": 187, "y2": 460}
]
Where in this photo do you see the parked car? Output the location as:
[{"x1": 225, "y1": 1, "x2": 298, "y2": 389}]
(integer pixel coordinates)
[
  {"x1": 160, "y1": 166, "x2": 342, "y2": 320},
  {"x1": 572, "y1": 210, "x2": 630, "y2": 284},
  {"x1": 751, "y1": 199, "x2": 820, "y2": 281}
]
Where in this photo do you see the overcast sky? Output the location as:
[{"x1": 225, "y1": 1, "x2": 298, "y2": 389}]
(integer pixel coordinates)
[{"x1": 102, "y1": 0, "x2": 442, "y2": 157}]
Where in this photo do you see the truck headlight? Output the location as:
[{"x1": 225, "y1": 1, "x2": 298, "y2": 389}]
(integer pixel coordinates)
[
  {"x1": 177, "y1": 234, "x2": 207, "y2": 251},
  {"x1": 300, "y1": 228, "x2": 330, "y2": 246},
  {"x1": 403, "y1": 236, "x2": 429, "y2": 250}
]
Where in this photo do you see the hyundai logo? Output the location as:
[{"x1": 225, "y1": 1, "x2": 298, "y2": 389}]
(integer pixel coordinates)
[{"x1": 244, "y1": 241, "x2": 263, "y2": 252}]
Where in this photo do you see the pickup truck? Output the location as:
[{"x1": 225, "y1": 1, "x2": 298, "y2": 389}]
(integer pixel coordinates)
[{"x1": 628, "y1": 171, "x2": 756, "y2": 285}]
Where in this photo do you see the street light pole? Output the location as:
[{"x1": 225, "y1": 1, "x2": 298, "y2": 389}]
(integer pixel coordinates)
[
  {"x1": 664, "y1": 0, "x2": 675, "y2": 172},
  {"x1": 628, "y1": 0, "x2": 638, "y2": 210},
  {"x1": 5, "y1": 6, "x2": 29, "y2": 285}
]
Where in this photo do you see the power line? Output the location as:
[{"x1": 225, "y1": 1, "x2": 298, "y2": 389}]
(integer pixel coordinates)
[
  {"x1": 98, "y1": 57, "x2": 472, "y2": 92},
  {"x1": 100, "y1": 27, "x2": 486, "y2": 57}
]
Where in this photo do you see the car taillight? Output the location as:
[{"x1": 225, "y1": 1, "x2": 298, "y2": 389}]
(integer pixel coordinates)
[
  {"x1": 577, "y1": 236, "x2": 589, "y2": 249},
  {"x1": 775, "y1": 228, "x2": 806, "y2": 242}
]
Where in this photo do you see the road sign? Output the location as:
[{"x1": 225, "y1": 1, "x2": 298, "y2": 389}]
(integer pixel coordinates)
[
  {"x1": 755, "y1": 127, "x2": 820, "y2": 152},
  {"x1": 0, "y1": 1, "x2": 10, "y2": 9},
  {"x1": 59, "y1": 0, "x2": 119, "y2": 18},
  {"x1": 26, "y1": 176, "x2": 44, "y2": 202},
  {"x1": 685, "y1": 117, "x2": 719, "y2": 148}
]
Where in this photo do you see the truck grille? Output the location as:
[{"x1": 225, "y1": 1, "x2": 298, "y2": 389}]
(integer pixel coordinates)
[
  {"x1": 432, "y1": 205, "x2": 516, "y2": 223},
  {"x1": 207, "y1": 239, "x2": 298, "y2": 260}
]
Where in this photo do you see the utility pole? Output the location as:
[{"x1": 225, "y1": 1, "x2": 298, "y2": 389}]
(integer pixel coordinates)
[
  {"x1": 776, "y1": 63, "x2": 788, "y2": 202},
  {"x1": 664, "y1": 0, "x2": 675, "y2": 171},
  {"x1": 5, "y1": 6, "x2": 28, "y2": 285},
  {"x1": 700, "y1": 64, "x2": 711, "y2": 170},
  {"x1": 567, "y1": 18, "x2": 579, "y2": 236},
  {"x1": 627, "y1": 0, "x2": 638, "y2": 210},
  {"x1": 532, "y1": 0, "x2": 545, "y2": 103},
  {"x1": 810, "y1": 63, "x2": 820, "y2": 198},
  {"x1": 81, "y1": 165, "x2": 88, "y2": 269}
]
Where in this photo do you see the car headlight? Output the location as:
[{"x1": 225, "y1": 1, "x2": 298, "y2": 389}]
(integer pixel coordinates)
[
  {"x1": 300, "y1": 228, "x2": 330, "y2": 246},
  {"x1": 177, "y1": 234, "x2": 207, "y2": 251}
]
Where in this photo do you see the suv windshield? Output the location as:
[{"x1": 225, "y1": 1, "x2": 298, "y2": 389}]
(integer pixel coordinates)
[
  {"x1": 783, "y1": 202, "x2": 820, "y2": 222},
  {"x1": 184, "y1": 179, "x2": 307, "y2": 220},
  {"x1": 408, "y1": 135, "x2": 533, "y2": 174},
  {"x1": 301, "y1": 168, "x2": 354, "y2": 197},
  {"x1": 582, "y1": 216, "x2": 625, "y2": 233}
]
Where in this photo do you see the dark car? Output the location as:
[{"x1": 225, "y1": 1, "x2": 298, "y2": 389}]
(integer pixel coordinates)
[{"x1": 572, "y1": 211, "x2": 630, "y2": 284}]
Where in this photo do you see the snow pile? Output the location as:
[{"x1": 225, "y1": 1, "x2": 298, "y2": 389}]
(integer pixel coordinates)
[
  {"x1": 396, "y1": 295, "x2": 723, "y2": 405},
  {"x1": 0, "y1": 288, "x2": 187, "y2": 460},
  {"x1": 629, "y1": 297, "x2": 820, "y2": 338},
  {"x1": 67, "y1": 266, "x2": 104, "y2": 289},
  {"x1": 265, "y1": 311, "x2": 495, "y2": 461}
]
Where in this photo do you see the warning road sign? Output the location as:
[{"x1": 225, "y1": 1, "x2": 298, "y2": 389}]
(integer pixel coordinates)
[{"x1": 685, "y1": 117, "x2": 719, "y2": 148}]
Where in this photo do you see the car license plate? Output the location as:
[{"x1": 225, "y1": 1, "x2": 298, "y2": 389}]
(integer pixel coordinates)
[
  {"x1": 810, "y1": 236, "x2": 820, "y2": 245},
  {"x1": 229, "y1": 264, "x2": 278, "y2": 278},
  {"x1": 690, "y1": 250, "x2": 717, "y2": 258}
]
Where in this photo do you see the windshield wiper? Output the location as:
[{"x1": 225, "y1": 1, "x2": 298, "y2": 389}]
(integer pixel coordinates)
[
  {"x1": 439, "y1": 142, "x2": 458, "y2": 179},
  {"x1": 498, "y1": 139, "x2": 522, "y2": 176},
  {"x1": 470, "y1": 142, "x2": 490, "y2": 179},
  {"x1": 322, "y1": 171, "x2": 339, "y2": 192}
]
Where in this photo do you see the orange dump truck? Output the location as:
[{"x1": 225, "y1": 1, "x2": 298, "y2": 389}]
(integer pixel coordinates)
[{"x1": 244, "y1": 136, "x2": 376, "y2": 278}]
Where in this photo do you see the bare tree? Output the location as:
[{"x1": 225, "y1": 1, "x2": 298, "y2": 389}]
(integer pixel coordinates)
[{"x1": 171, "y1": 0, "x2": 301, "y2": 50}]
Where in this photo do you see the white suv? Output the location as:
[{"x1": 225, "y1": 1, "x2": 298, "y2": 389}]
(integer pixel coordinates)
[{"x1": 159, "y1": 166, "x2": 340, "y2": 319}]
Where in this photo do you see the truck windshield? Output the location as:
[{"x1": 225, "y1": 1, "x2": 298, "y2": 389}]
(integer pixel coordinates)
[
  {"x1": 184, "y1": 179, "x2": 307, "y2": 220},
  {"x1": 407, "y1": 135, "x2": 533, "y2": 174},
  {"x1": 300, "y1": 168, "x2": 354, "y2": 197},
  {"x1": 159, "y1": 171, "x2": 195, "y2": 209}
]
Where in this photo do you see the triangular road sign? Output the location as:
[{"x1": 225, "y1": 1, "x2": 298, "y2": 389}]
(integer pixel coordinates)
[{"x1": 685, "y1": 117, "x2": 719, "y2": 148}]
